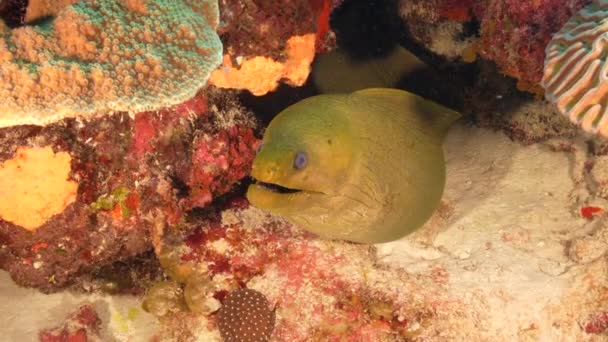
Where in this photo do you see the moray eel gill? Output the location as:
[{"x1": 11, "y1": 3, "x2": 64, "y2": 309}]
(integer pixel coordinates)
[{"x1": 247, "y1": 88, "x2": 460, "y2": 244}]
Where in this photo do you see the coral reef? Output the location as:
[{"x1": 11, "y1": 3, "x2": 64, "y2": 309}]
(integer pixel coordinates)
[
  {"x1": 7, "y1": 122, "x2": 608, "y2": 340},
  {"x1": 217, "y1": 288, "x2": 275, "y2": 342},
  {"x1": 145, "y1": 200, "x2": 467, "y2": 341},
  {"x1": 0, "y1": 89, "x2": 258, "y2": 292},
  {"x1": 542, "y1": 0, "x2": 608, "y2": 138},
  {"x1": 398, "y1": 0, "x2": 589, "y2": 88},
  {"x1": 0, "y1": 0, "x2": 222, "y2": 127},
  {"x1": 38, "y1": 304, "x2": 101, "y2": 342},
  {"x1": 209, "y1": 0, "x2": 341, "y2": 95},
  {"x1": 399, "y1": 0, "x2": 477, "y2": 62},
  {"x1": 3, "y1": 1, "x2": 608, "y2": 341},
  {"x1": 23, "y1": 0, "x2": 79, "y2": 23}
]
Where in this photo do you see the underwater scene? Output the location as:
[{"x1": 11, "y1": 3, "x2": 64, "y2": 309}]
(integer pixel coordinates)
[{"x1": 1, "y1": 0, "x2": 608, "y2": 341}]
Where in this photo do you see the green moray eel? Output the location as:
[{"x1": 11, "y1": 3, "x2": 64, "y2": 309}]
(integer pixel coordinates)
[
  {"x1": 312, "y1": 46, "x2": 427, "y2": 94},
  {"x1": 246, "y1": 88, "x2": 461, "y2": 244}
]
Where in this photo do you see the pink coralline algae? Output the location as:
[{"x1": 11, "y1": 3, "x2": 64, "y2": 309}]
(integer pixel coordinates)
[
  {"x1": 131, "y1": 95, "x2": 208, "y2": 159},
  {"x1": 129, "y1": 89, "x2": 259, "y2": 212},
  {"x1": 186, "y1": 126, "x2": 259, "y2": 209}
]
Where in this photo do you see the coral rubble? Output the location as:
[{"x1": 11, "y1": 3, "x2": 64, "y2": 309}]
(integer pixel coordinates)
[{"x1": 0, "y1": 0, "x2": 222, "y2": 127}]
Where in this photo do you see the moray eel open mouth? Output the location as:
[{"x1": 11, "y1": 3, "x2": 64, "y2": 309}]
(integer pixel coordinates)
[
  {"x1": 252, "y1": 179, "x2": 303, "y2": 194},
  {"x1": 248, "y1": 177, "x2": 327, "y2": 199}
]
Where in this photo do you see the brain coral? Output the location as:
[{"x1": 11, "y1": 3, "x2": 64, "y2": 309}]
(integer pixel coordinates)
[
  {"x1": 542, "y1": 0, "x2": 608, "y2": 137},
  {"x1": 0, "y1": 0, "x2": 222, "y2": 127}
]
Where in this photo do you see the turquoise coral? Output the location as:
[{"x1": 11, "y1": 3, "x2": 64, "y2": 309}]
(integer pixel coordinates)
[{"x1": 0, "y1": 0, "x2": 222, "y2": 127}]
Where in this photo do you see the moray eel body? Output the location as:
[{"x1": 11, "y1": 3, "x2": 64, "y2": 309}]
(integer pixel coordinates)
[
  {"x1": 312, "y1": 46, "x2": 427, "y2": 94},
  {"x1": 247, "y1": 88, "x2": 460, "y2": 244}
]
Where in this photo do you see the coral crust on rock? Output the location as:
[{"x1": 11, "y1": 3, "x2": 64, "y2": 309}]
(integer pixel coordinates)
[{"x1": 0, "y1": 89, "x2": 258, "y2": 292}]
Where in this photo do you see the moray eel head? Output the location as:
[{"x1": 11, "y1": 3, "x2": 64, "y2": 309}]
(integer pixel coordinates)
[
  {"x1": 247, "y1": 89, "x2": 459, "y2": 244},
  {"x1": 247, "y1": 96, "x2": 356, "y2": 214}
]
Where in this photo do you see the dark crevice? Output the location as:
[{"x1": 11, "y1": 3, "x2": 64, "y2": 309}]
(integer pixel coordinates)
[
  {"x1": 0, "y1": 0, "x2": 28, "y2": 28},
  {"x1": 253, "y1": 180, "x2": 303, "y2": 194}
]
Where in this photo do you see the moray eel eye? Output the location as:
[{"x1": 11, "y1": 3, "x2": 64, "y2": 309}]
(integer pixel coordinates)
[{"x1": 293, "y1": 151, "x2": 308, "y2": 170}]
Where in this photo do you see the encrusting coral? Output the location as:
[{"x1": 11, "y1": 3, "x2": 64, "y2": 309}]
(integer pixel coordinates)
[
  {"x1": 542, "y1": 0, "x2": 608, "y2": 138},
  {"x1": 0, "y1": 0, "x2": 222, "y2": 127}
]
